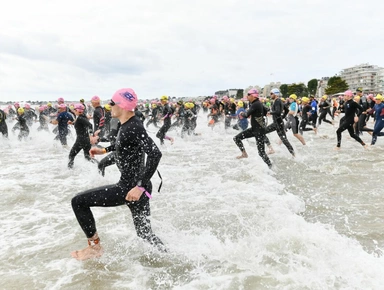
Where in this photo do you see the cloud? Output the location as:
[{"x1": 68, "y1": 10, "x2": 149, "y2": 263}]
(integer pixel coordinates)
[{"x1": 1, "y1": 0, "x2": 384, "y2": 101}]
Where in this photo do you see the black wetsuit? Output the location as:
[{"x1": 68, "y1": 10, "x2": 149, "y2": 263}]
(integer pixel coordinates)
[
  {"x1": 68, "y1": 114, "x2": 93, "y2": 168},
  {"x1": 233, "y1": 98, "x2": 272, "y2": 168},
  {"x1": 93, "y1": 106, "x2": 105, "y2": 137},
  {"x1": 318, "y1": 100, "x2": 332, "y2": 126},
  {"x1": 181, "y1": 109, "x2": 195, "y2": 137},
  {"x1": 16, "y1": 114, "x2": 29, "y2": 141},
  {"x1": 135, "y1": 109, "x2": 145, "y2": 124},
  {"x1": 299, "y1": 104, "x2": 314, "y2": 134},
  {"x1": 355, "y1": 97, "x2": 371, "y2": 135},
  {"x1": 0, "y1": 109, "x2": 8, "y2": 138},
  {"x1": 37, "y1": 110, "x2": 49, "y2": 131},
  {"x1": 25, "y1": 109, "x2": 37, "y2": 127},
  {"x1": 146, "y1": 106, "x2": 160, "y2": 128},
  {"x1": 265, "y1": 98, "x2": 295, "y2": 156},
  {"x1": 71, "y1": 116, "x2": 165, "y2": 250},
  {"x1": 170, "y1": 106, "x2": 184, "y2": 130},
  {"x1": 224, "y1": 102, "x2": 236, "y2": 129},
  {"x1": 98, "y1": 118, "x2": 120, "y2": 176},
  {"x1": 156, "y1": 103, "x2": 172, "y2": 144},
  {"x1": 336, "y1": 99, "x2": 366, "y2": 148}
]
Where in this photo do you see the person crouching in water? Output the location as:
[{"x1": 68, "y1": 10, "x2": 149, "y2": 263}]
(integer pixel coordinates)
[
  {"x1": 68, "y1": 104, "x2": 95, "y2": 169},
  {"x1": 233, "y1": 89, "x2": 272, "y2": 168}
]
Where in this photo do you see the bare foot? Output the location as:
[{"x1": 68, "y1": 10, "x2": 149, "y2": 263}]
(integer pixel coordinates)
[
  {"x1": 236, "y1": 152, "x2": 248, "y2": 159},
  {"x1": 71, "y1": 244, "x2": 103, "y2": 261},
  {"x1": 313, "y1": 128, "x2": 317, "y2": 135},
  {"x1": 170, "y1": 137, "x2": 174, "y2": 145},
  {"x1": 267, "y1": 149, "x2": 275, "y2": 155},
  {"x1": 334, "y1": 147, "x2": 340, "y2": 150}
]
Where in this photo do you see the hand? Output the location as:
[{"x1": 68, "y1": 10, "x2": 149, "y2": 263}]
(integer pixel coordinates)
[
  {"x1": 89, "y1": 147, "x2": 105, "y2": 158},
  {"x1": 94, "y1": 129, "x2": 101, "y2": 137},
  {"x1": 125, "y1": 186, "x2": 144, "y2": 201},
  {"x1": 89, "y1": 135, "x2": 99, "y2": 145},
  {"x1": 68, "y1": 121, "x2": 73, "y2": 125}
]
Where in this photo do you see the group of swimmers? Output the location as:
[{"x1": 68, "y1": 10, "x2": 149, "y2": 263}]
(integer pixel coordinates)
[{"x1": 1, "y1": 86, "x2": 383, "y2": 260}]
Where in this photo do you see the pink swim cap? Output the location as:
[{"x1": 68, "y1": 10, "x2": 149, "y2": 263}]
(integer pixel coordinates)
[
  {"x1": 111, "y1": 88, "x2": 138, "y2": 112},
  {"x1": 91, "y1": 95, "x2": 100, "y2": 102},
  {"x1": 24, "y1": 103, "x2": 31, "y2": 109},
  {"x1": 74, "y1": 103, "x2": 84, "y2": 111},
  {"x1": 210, "y1": 98, "x2": 216, "y2": 104},
  {"x1": 248, "y1": 89, "x2": 259, "y2": 95},
  {"x1": 58, "y1": 104, "x2": 67, "y2": 110},
  {"x1": 14, "y1": 102, "x2": 20, "y2": 107},
  {"x1": 222, "y1": 96, "x2": 229, "y2": 101},
  {"x1": 57, "y1": 97, "x2": 64, "y2": 103},
  {"x1": 344, "y1": 90, "x2": 353, "y2": 97}
]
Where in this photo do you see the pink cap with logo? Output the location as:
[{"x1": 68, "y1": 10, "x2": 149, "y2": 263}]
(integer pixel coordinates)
[
  {"x1": 74, "y1": 103, "x2": 85, "y2": 111},
  {"x1": 91, "y1": 95, "x2": 100, "y2": 102},
  {"x1": 248, "y1": 89, "x2": 259, "y2": 95},
  {"x1": 111, "y1": 88, "x2": 138, "y2": 111}
]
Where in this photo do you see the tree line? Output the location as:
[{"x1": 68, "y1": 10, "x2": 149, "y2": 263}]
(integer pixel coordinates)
[{"x1": 277, "y1": 77, "x2": 349, "y2": 98}]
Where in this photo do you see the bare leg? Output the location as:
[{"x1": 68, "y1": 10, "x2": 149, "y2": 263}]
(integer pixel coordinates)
[{"x1": 294, "y1": 133, "x2": 306, "y2": 145}]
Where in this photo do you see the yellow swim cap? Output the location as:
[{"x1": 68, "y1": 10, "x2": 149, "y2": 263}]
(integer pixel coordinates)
[
  {"x1": 104, "y1": 104, "x2": 111, "y2": 111},
  {"x1": 237, "y1": 101, "x2": 244, "y2": 107},
  {"x1": 18, "y1": 108, "x2": 25, "y2": 114},
  {"x1": 289, "y1": 94, "x2": 297, "y2": 100}
]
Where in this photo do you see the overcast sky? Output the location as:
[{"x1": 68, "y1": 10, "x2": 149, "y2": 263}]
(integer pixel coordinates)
[{"x1": 1, "y1": 0, "x2": 383, "y2": 102}]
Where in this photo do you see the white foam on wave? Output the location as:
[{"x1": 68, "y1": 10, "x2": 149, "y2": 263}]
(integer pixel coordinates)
[{"x1": 1, "y1": 114, "x2": 384, "y2": 289}]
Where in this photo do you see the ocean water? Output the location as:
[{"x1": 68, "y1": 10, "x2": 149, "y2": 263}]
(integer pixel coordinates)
[{"x1": 1, "y1": 112, "x2": 384, "y2": 290}]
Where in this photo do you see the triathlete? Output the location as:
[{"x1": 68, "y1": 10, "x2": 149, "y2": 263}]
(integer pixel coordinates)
[
  {"x1": 265, "y1": 88, "x2": 295, "y2": 157},
  {"x1": 335, "y1": 90, "x2": 367, "y2": 149},
  {"x1": 50, "y1": 104, "x2": 74, "y2": 147},
  {"x1": 233, "y1": 89, "x2": 272, "y2": 168},
  {"x1": 71, "y1": 88, "x2": 166, "y2": 261},
  {"x1": 156, "y1": 96, "x2": 174, "y2": 145},
  {"x1": 370, "y1": 94, "x2": 384, "y2": 145},
  {"x1": 68, "y1": 104, "x2": 94, "y2": 169}
]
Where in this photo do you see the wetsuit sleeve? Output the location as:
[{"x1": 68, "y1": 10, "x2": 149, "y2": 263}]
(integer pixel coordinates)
[
  {"x1": 353, "y1": 102, "x2": 364, "y2": 116},
  {"x1": 270, "y1": 99, "x2": 283, "y2": 116},
  {"x1": 77, "y1": 115, "x2": 93, "y2": 133},
  {"x1": 244, "y1": 102, "x2": 257, "y2": 118},
  {"x1": 137, "y1": 127, "x2": 162, "y2": 186}
]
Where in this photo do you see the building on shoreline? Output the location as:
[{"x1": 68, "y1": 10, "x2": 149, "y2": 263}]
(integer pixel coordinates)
[
  {"x1": 340, "y1": 63, "x2": 383, "y2": 93},
  {"x1": 262, "y1": 82, "x2": 281, "y2": 97}
]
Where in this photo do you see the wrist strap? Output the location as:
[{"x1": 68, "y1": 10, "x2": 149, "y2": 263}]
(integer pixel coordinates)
[{"x1": 137, "y1": 186, "x2": 152, "y2": 199}]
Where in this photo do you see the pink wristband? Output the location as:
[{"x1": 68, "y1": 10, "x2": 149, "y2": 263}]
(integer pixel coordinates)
[{"x1": 137, "y1": 186, "x2": 152, "y2": 199}]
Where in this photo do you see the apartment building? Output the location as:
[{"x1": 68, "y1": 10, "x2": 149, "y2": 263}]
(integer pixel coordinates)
[
  {"x1": 262, "y1": 82, "x2": 281, "y2": 97},
  {"x1": 340, "y1": 63, "x2": 383, "y2": 93},
  {"x1": 317, "y1": 77, "x2": 329, "y2": 98},
  {"x1": 244, "y1": 85, "x2": 262, "y2": 97}
]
